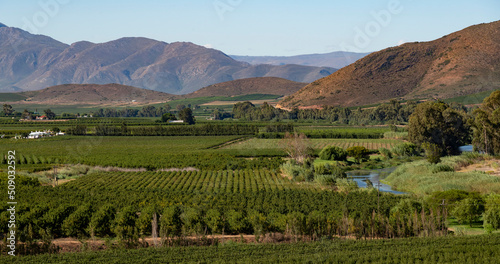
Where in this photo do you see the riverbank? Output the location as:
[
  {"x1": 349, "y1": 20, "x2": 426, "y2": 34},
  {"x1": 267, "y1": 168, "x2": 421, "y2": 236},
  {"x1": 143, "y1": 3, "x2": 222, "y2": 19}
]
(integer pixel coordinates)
[{"x1": 384, "y1": 153, "x2": 500, "y2": 195}]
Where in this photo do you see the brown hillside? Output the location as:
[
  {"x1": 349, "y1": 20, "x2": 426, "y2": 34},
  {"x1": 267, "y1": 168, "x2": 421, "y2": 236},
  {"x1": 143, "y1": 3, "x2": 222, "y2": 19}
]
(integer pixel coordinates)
[
  {"x1": 183, "y1": 77, "x2": 307, "y2": 98},
  {"x1": 279, "y1": 21, "x2": 500, "y2": 108},
  {"x1": 20, "y1": 83, "x2": 175, "y2": 105}
]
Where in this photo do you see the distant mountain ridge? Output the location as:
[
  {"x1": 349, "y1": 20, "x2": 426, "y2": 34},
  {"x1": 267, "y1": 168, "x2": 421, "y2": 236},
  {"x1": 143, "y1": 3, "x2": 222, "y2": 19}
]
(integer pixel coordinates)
[
  {"x1": 279, "y1": 21, "x2": 500, "y2": 108},
  {"x1": 231, "y1": 51, "x2": 370, "y2": 68},
  {"x1": 0, "y1": 24, "x2": 336, "y2": 94},
  {"x1": 183, "y1": 77, "x2": 306, "y2": 98},
  {"x1": 18, "y1": 83, "x2": 175, "y2": 105}
]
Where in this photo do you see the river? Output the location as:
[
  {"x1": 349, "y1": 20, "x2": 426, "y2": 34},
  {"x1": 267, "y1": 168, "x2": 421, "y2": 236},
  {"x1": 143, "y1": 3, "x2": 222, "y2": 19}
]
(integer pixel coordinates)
[{"x1": 347, "y1": 167, "x2": 406, "y2": 194}]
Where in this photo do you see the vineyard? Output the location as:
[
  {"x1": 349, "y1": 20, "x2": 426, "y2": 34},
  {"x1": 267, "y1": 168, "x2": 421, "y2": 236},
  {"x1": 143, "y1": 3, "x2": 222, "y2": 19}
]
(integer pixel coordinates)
[
  {"x1": 64, "y1": 170, "x2": 320, "y2": 193},
  {"x1": 222, "y1": 138, "x2": 402, "y2": 151},
  {"x1": 0, "y1": 136, "x2": 285, "y2": 170},
  {"x1": 5, "y1": 234, "x2": 500, "y2": 263}
]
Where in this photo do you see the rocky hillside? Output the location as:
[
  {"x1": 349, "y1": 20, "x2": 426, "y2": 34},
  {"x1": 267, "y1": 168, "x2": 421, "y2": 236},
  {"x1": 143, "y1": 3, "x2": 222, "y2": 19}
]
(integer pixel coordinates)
[
  {"x1": 19, "y1": 83, "x2": 175, "y2": 105},
  {"x1": 184, "y1": 77, "x2": 307, "y2": 98},
  {"x1": 0, "y1": 24, "x2": 335, "y2": 94},
  {"x1": 279, "y1": 21, "x2": 500, "y2": 108}
]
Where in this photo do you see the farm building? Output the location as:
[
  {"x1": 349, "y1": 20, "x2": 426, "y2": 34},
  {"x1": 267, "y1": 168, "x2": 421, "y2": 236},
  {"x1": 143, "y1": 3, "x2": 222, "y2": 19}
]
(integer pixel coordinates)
[{"x1": 28, "y1": 131, "x2": 50, "y2": 139}]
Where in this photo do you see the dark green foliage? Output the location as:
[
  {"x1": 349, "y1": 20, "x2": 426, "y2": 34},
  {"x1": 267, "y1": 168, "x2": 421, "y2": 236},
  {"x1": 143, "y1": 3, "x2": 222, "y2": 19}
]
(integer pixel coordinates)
[
  {"x1": 89, "y1": 205, "x2": 116, "y2": 237},
  {"x1": 160, "y1": 206, "x2": 183, "y2": 239},
  {"x1": 319, "y1": 146, "x2": 347, "y2": 161},
  {"x1": 44, "y1": 109, "x2": 56, "y2": 120},
  {"x1": 378, "y1": 147, "x2": 392, "y2": 159},
  {"x1": 408, "y1": 101, "x2": 469, "y2": 155},
  {"x1": 160, "y1": 112, "x2": 177, "y2": 122},
  {"x1": 452, "y1": 197, "x2": 485, "y2": 227},
  {"x1": 178, "y1": 108, "x2": 195, "y2": 125},
  {"x1": 62, "y1": 204, "x2": 93, "y2": 238},
  {"x1": 346, "y1": 146, "x2": 370, "y2": 163},
  {"x1": 483, "y1": 194, "x2": 500, "y2": 230},
  {"x1": 5, "y1": 234, "x2": 500, "y2": 263},
  {"x1": 421, "y1": 142, "x2": 442, "y2": 164},
  {"x1": 470, "y1": 90, "x2": 500, "y2": 155}
]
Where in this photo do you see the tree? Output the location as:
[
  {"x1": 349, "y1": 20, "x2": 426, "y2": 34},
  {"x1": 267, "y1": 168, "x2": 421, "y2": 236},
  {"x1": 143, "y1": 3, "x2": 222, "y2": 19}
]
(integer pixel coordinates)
[
  {"x1": 160, "y1": 206, "x2": 182, "y2": 239},
  {"x1": 484, "y1": 194, "x2": 500, "y2": 230},
  {"x1": 408, "y1": 101, "x2": 469, "y2": 155},
  {"x1": 2, "y1": 104, "x2": 14, "y2": 116},
  {"x1": 178, "y1": 108, "x2": 195, "y2": 125},
  {"x1": 470, "y1": 91, "x2": 500, "y2": 155},
  {"x1": 452, "y1": 198, "x2": 484, "y2": 227},
  {"x1": 21, "y1": 109, "x2": 31, "y2": 120},
  {"x1": 205, "y1": 209, "x2": 223, "y2": 237},
  {"x1": 319, "y1": 146, "x2": 348, "y2": 161},
  {"x1": 280, "y1": 132, "x2": 312, "y2": 164},
  {"x1": 346, "y1": 146, "x2": 370, "y2": 164},
  {"x1": 161, "y1": 112, "x2": 177, "y2": 122},
  {"x1": 44, "y1": 109, "x2": 56, "y2": 120}
]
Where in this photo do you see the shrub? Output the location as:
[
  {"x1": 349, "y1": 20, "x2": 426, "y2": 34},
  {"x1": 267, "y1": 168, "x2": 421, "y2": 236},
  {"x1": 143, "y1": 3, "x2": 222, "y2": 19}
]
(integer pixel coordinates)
[
  {"x1": 346, "y1": 146, "x2": 370, "y2": 164},
  {"x1": 391, "y1": 142, "x2": 419, "y2": 157},
  {"x1": 431, "y1": 164, "x2": 454, "y2": 173},
  {"x1": 378, "y1": 148, "x2": 392, "y2": 159},
  {"x1": 319, "y1": 146, "x2": 348, "y2": 161},
  {"x1": 422, "y1": 142, "x2": 442, "y2": 164}
]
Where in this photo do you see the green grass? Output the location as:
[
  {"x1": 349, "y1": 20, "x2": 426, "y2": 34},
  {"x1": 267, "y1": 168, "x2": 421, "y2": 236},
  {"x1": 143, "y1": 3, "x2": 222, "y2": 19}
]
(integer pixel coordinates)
[
  {"x1": 5, "y1": 234, "x2": 500, "y2": 263},
  {"x1": 384, "y1": 154, "x2": 500, "y2": 195},
  {"x1": 0, "y1": 93, "x2": 27, "y2": 102}
]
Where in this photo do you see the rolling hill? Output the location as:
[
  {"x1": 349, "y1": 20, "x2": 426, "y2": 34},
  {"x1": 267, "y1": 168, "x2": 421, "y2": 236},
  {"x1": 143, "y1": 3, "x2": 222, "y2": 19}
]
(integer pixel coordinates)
[
  {"x1": 231, "y1": 51, "x2": 370, "y2": 68},
  {"x1": 279, "y1": 21, "x2": 500, "y2": 108},
  {"x1": 183, "y1": 77, "x2": 306, "y2": 98},
  {"x1": 17, "y1": 83, "x2": 175, "y2": 105},
  {"x1": 0, "y1": 24, "x2": 335, "y2": 94}
]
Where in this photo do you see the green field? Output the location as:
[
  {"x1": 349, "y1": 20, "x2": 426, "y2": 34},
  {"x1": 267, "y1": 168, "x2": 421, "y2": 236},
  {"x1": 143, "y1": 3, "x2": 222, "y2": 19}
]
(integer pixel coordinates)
[
  {"x1": 5, "y1": 234, "x2": 500, "y2": 263},
  {"x1": 0, "y1": 136, "x2": 251, "y2": 170},
  {"x1": 223, "y1": 138, "x2": 402, "y2": 151},
  {"x1": 0, "y1": 93, "x2": 27, "y2": 102}
]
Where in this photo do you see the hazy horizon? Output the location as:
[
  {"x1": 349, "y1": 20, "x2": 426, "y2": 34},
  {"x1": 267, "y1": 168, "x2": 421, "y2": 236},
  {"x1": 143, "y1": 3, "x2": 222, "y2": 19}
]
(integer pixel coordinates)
[{"x1": 1, "y1": 0, "x2": 499, "y2": 56}]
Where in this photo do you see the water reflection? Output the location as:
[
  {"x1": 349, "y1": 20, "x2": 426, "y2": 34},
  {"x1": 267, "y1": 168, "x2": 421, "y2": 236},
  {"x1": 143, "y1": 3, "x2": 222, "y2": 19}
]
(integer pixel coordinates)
[{"x1": 347, "y1": 168, "x2": 406, "y2": 194}]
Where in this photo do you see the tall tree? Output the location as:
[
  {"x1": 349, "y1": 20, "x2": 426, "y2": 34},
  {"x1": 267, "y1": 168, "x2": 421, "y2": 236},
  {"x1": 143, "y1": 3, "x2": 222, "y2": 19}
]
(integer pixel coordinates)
[
  {"x1": 470, "y1": 91, "x2": 500, "y2": 155},
  {"x1": 178, "y1": 108, "x2": 195, "y2": 125},
  {"x1": 2, "y1": 104, "x2": 14, "y2": 116},
  {"x1": 44, "y1": 109, "x2": 56, "y2": 120},
  {"x1": 408, "y1": 101, "x2": 469, "y2": 155}
]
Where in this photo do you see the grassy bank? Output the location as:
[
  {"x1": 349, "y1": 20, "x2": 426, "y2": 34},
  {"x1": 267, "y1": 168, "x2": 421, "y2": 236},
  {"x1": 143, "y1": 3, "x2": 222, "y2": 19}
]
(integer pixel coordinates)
[{"x1": 384, "y1": 153, "x2": 500, "y2": 195}]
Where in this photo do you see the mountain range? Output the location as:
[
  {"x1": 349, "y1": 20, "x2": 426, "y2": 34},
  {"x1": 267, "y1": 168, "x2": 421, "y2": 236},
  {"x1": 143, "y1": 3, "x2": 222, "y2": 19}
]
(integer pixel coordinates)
[
  {"x1": 279, "y1": 21, "x2": 500, "y2": 108},
  {"x1": 231, "y1": 51, "x2": 370, "y2": 69},
  {"x1": 16, "y1": 83, "x2": 175, "y2": 105},
  {"x1": 183, "y1": 77, "x2": 306, "y2": 98},
  {"x1": 0, "y1": 24, "x2": 335, "y2": 94}
]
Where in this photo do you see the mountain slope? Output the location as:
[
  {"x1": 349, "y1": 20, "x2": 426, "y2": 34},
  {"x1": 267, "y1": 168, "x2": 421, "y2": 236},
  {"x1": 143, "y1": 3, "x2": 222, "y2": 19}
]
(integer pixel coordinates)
[
  {"x1": 19, "y1": 83, "x2": 175, "y2": 105},
  {"x1": 184, "y1": 77, "x2": 306, "y2": 98},
  {"x1": 231, "y1": 51, "x2": 370, "y2": 68},
  {"x1": 279, "y1": 21, "x2": 500, "y2": 108},
  {"x1": 0, "y1": 24, "x2": 335, "y2": 94}
]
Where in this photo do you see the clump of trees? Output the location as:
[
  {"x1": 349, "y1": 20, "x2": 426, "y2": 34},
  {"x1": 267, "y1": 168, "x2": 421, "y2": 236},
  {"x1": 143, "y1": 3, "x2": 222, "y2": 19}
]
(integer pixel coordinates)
[
  {"x1": 470, "y1": 90, "x2": 500, "y2": 155},
  {"x1": 408, "y1": 101, "x2": 469, "y2": 156}
]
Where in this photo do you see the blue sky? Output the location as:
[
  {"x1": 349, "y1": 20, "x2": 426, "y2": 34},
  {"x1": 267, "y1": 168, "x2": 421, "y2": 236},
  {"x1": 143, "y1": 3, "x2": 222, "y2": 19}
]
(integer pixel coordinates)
[{"x1": 1, "y1": 0, "x2": 499, "y2": 56}]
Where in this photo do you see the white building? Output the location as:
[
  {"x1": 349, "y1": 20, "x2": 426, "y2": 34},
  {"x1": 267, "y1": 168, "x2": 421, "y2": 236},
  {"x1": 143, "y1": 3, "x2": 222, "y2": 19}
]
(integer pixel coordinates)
[{"x1": 28, "y1": 131, "x2": 50, "y2": 139}]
